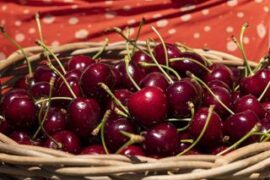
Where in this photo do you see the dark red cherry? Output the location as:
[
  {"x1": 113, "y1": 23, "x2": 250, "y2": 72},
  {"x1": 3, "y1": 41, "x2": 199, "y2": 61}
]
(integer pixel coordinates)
[
  {"x1": 131, "y1": 51, "x2": 152, "y2": 65},
  {"x1": 166, "y1": 79, "x2": 199, "y2": 118},
  {"x1": 261, "y1": 112, "x2": 270, "y2": 133},
  {"x1": 139, "y1": 72, "x2": 169, "y2": 92},
  {"x1": 128, "y1": 87, "x2": 167, "y2": 128},
  {"x1": 211, "y1": 145, "x2": 229, "y2": 155},
  {"x1": 66, "y1": 55, "x2": 94, "y2": 72},
  {"x1": 55, "y1": 69, "x2": 81, "y2": 89},
  {"x1": 80, "y1": 144, "x2": 105, "y2": 155},
  {"x1": 111, "y1": 67, "x2": 122, "y2": 88},
  {"x1": 189, "y1": 107, "x2": 223, "y2": 147},
  {"x1": 14, "y1": 76, "x2": 32, "y2": 90},
  {"x1": 178, "y1": 131, "x2": 194, "y2": 154},
  {"x1": 207, "y1": 80, "x2": 230, "y2": 91},
  {"x1": 230, "y1": 66, "x2": 241, "y2": 84},
  {"x1": 68, "y1": 97, "x2": 100, "y2": 137},
  {"x1": 0, "y1": 119, "x2": 12, "y2": 134},
  {"x1": 203, "y1": 86, "x2": 232, "y2": 117},
  {"x1": 154, "y1": 43, "x2": 181, "y2": 65},
  {"x1": 204, "y1": 64, "x2": 234, "y2": 88},
  {"x1": 119, "y1": 145, "x2": 145, "y2": 156},
  {"x1": 9, "y1": 131, "x2": 32, "y2": 145},
  {"x1": 234, "y1": 95, "x2": 264, "y2": 118},
  {"x1": 31, "y1": 82, "x2": 50, "y2": 99},
  {"x1": 43, "y1": 108, "x2": 67, "y2": 135},
  {"x1": 231, "y1": 91, "x2": 241, "y2": 105},
  {"x1": 104, "y1": 118, "x2": 135, "y2": 152},
  {"x1": 170, "y1": 51, "x2": 207, "y2": 78},
  {"x1": 262, "y1": 102, "x2": 270, "y2": 112},
  {"x1": 80, "y1": 63, "x2": 115, "y2": 100},
  {"x1": 33, "y1": 65, "x2": 57, "y2": 83},
  {"x1": 44, "y1": 130, "x2": 81, "y2": 154},
  {"x1": 56, "y1": 78, "x2": 81, "y2": 98},
  {"x1": 144, "y1": 123, "x2": 180, "y2": 157},
  {"x1": 108, "y1": 89, "x2": 132, "y2": 110},
  {"x1": 224, "y1": 110, "x2": 259, "y2": 143}
]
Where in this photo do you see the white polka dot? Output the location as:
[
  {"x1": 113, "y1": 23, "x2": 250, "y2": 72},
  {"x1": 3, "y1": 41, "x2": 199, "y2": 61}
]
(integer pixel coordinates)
[
  {"x1": 23, "y1": 9, "x2": 29, "y2": 14},
  {"x1": 128, "y1": 19, "x2": 136, "y2": 25},
  {"x1": 0, "y1": 52, "x2": 6, "y2": 60},
  {"x1": 15, "y1": 21, "x2": 22, "y2": 26},
  {"x1": 123, "y1": 5, "x2": 131, "y2": 10},
  {"x1": 51, "y1": 41, "x2": 60, "y2": 47},
  {"x1": 204, "y1": 26, "x2": 211, "y2": 32},
  {"x1": 227, "y1": 0, "x2": 238, "y2": 7},
  {"x1": 257, "y1": 24, "x2": 266, "y2": 38},
  {"x1": 227, "y1": 41, "x2": 237, "y2": 51},
  {"x1": 1, "y1": 20, "x2": 5, "y2": 25},
  {"x1": 105, "y1": 0, "x2": 113, "y2": 5},
  {"x1": 129, "y1": 28, "x2": 135, "y2": 35},
  {"x1": 156, "y1": 19, "x2": 168, "y2": 27},
  {"x1": 42, "y1": 15, "x2": 55, "y2": 24},
  {"x1": 255, "y1": 0, "x2": 263, "y2": 3},
  {"x1": 202, "y1": 9, "x2": 209, "y2": 15},
  {"x1": 1, "y1": 5, "x2": 7, "y2": 11},
  {"x1": 105, "y1": 11, "x2": 116, "y2": 19},
  {"x1": 15, "y1": 33, "x2": 25, "y2": 42},
  {"x1": 243, "y1": 36, "x2": 249, "y2": 44},
  {"x1": 75, "y1": 29, "x2": 89, "y2": 39},
  {"x1": 237, "y1": 12, "x2": 244, "y2": 18},
  {"x1": 153, "y1": 14, "x2": 162, "y2": 19},
  {"x1": 181, "y1": 14, "x2": 191, "y2": 21},
  {"x1": 28, "y1": 28, "x2": 36, "y2": 34},
  {"x1": 168, "y1": 29, "x2": 176, "y2": 34},
  {"x1": 71, "y1": 5, "x2": 78, "y2": 9},
  {"x1": 226, "y1": 26, "x2": 234, "y2": 33},
  {"x1": 68, "y1": 17, "x2": 78, "y2": 25},
  {"x1": 64, "y1": 0, "x2": 73, "y2": 2},
  {"x1": 193, "y1": 33, "x2": 200, "y2": 39},
  {"x1": 180, "y1": 5, "x2": 196, "y2": 11},
  {"x1": 264, "y1": 6, "x2": 269, "y2": 12}
]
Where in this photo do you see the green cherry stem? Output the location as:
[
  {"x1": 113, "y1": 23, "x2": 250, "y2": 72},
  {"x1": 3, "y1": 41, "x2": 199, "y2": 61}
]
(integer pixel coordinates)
[
  {"x1": 262, "y1": 130, "x2": 270, "y2": 142},
  {"x1": 131, "y1": 18, "x2": 145, "y2": 55},
  {"x1": 258, "y1": 80, "x2": 270, "y2": 101},
  {"x1": 92, "y1": 109, "x2": 111, "y2": 136},
  {"x1": 116, "y1": 131, "x2": 145, "y2": 154},
  {"x1": 35, "y1": 13, "x2": 45, "y2": 43},
  {"x1": 146, "y1": 40, "x2": 174, "y2": 84},
  {"x1": 124, "y1": 55, "x2": 141, "y2": 91},
  {"x1": 114, "y1": 107, "x2": 129, "y2": 118},
  {"x1": 187, "y1": 71, "x2": 234, "y2": 115},
  {"x1": 35, "y1": 97, "x2": 73, "y2": 105},
  {"x1": 92, "y1": 38, "x2": 109, "y2": 59},
  {"x1": 170, "y1": 57, "x2": 211, "y2": 73},
  {"x1": 100, "y1": 110, "x2": 112, "y2": 154},
  {"x1": 178, "y1": 105, "x2": 215, "y2": 156},
  {"x1": 217, "y1": 123, "x2": 260, "y2": 156},
  {"x1": 177, "y1": 102, "x2": 195, "y2": 132},
  {"x1": 181, "y1": 139, "x2": 194, "y2": 143}
]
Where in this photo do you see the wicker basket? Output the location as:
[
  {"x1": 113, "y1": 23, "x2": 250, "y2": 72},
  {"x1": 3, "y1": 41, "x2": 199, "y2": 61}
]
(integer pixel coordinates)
[{"x1": 0, "y1": 41, "x2": 269, "y2": 180}]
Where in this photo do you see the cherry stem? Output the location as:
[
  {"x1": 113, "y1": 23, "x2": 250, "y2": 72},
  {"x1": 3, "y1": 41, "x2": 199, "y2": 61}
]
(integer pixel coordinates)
[
  {"x1": 146, "y1": 40, "x2": 174, "y2": 84},
  {"x1": 116, "y1": 131, "x2": 145, "y2": 154},
  {"x1": 253, "y1": 56, "x2": 269, "y2": 73},
  {"x1": 178, "y1": 105, "x2": 215, "y2": 156},
  {"x1": 152, "y1": 26, "x2": 169, "y2": 68},
  {"x1": 124, "y1": 56, "x2": 141, "y2": 91},
  {"x1": 35, "y1": 13, "x2": 44, "y2": 43},
  {"x1": 92, "y1": 38, "x2": 109, "y2": 59},
  {"x1": 168, "y1": 118, "x2": 191, "y2": 122},
  {"x1": 139, "y1": 62, "x2": 181, "y2": 80},
  {"x1": 181, "y1": 139, "x2": 194, "y2": 143},
  {"x1": 114, "y1": 107, "x2": 129, "y2": 118},
  {"x1": 258, "y1": 80, "x2": 270, "y2": 101},
  {"x1": 92, "y1": 109, "x2": 111, "y2": 137},
  {"x1": 36, "y1": 40, "x2": 67, "y2": 74},
  {"x1": 177, "y1": 102, "x2": 195, "y2": 132},
  {"x1": 261, "y1": 130, "x2": 270, "y2": 142},
  {"x1": 0, "y1": 26, "x2": 33, "y2": 78},
  {"x1": 170, "y1": 57, "x2": 211, "y2": 73},
  {"x1": 46, "y1": 62, "x2": 77, "y2": 99},
  {"x1": 218, "y1": 123, "x2": 260, "y2": 156},
  {"x1": 131, "y1": 18, "x2": 145, "y2": 55},
  {"x1": 35, "y1": 97, "x2": 73, "y2": 105},
  {"x1": 187, "y1": 71, "x2": 234, "y2": 115},
  {"x1": 100, "y1": 110, "x2": 112, "y2": 154}
]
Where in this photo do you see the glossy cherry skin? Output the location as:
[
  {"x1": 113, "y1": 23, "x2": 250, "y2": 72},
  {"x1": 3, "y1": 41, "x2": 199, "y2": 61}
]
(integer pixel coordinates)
[
  {"x1": 207, "y1": 80, "x2": 230, "y2": 91},
  {"x1": 128, "y1": 87, "x2": 167, "y2": 128},
  {"x1": 143, "y1": 123, "x2": 180, "y2": 157},
  {"x1": 68, "y1": 98, "x2": 101, "y2": 137},
  {"x1": 234, "y1": 95, "x2": 264, "y2": 118},
  {"x1": 80, "y1": 63, "x2": 115, "y2": 100},
  {"x1": 178, "y1": 131, "x2": 194, "y2": 154},
  {"x1": 33, "y1": 65, "x2": 57, "y2": 83},
  {"x1": 108, "y1": 89, "x2": 132, "y2": 111},
  {"x1": 80, "y1": 145, "x2": 105, "y2": 155},
  {"x1": 139, "y1": 72, "x2": 169, "y2": 92},
  {"x1": 231, "y1": 91, "x2": 241, "y2": 105},
  {"x1": 224, "y1": 110, "x2": 259, "y2": 143},
  {"x1": 204, "y1": 64, "x2": 234, "y2": 88},
  {"x1": 131, "y1": 51, "x2": 153, "y2": 72},
  {"x1": 43, "y1": 108, "x2": 67, "y2": 135},
  {"x1": 31, "y1": 82, "x2": 50, "y2": 99},
  {"x1": 56, "y1": 78, "x2": 81, "y2": 98},
  {"x1": 262, "y1": 102, "x2": 270, "y2": 112},
  {"x1": 203, "y1": 86, "x2": 232, "y2": 117},
  {"x1": 166, "y1": 79, "x2": 200, "y2": 118},
  {"x1": 43, "y1": 130, "x2": 81, "y2": 154},
  {"x1": 154, "y1": 43, "x2": 181, "y2": 65},
  {"x1": 66, "y1": 55, "x2": 94, "y2": 72},
  {"x1": 261, "y1": 112, "x2": 270, "y2": 133},
  {"x1": 55, "y1": 69, "x2": 81, "y2": 89},
  {"x1": 114, "y1": 61, "x2": 145, "y2": 90},
  {"x1": 104, "y1": 118, "x2": 135, "y2": 152},
  {"x1": 170, "y1": 51, "x2": 207, "y2": 78},
  {"x1": 189, "y1": 107, "x2": 223, "y2": 147},
  {"x1": 15, "y1": 76, "x2": 32, "y2": 90},
  {"x1": 119, "y1": 145, "x2": 145, "y2": 156},
  {"x1": 9, "y1": 131, "x2": 32, "y2": 145}
]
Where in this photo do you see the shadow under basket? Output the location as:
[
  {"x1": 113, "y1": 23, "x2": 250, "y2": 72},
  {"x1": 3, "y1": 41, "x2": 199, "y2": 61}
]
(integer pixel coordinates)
[{"x1": 0, "y1": 41, "x2": 268, "y2": 180}]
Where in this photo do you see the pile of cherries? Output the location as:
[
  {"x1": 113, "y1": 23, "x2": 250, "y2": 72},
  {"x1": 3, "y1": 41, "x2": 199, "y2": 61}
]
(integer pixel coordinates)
[{"x1": 0, "y1": 37, "x2": 270, "y2": 158}]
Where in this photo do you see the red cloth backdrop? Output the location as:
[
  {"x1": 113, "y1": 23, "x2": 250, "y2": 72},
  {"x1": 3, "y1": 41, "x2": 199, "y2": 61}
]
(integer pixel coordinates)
[{"x1": 0, "y1": 0, "x2": 269, "y2": 62}]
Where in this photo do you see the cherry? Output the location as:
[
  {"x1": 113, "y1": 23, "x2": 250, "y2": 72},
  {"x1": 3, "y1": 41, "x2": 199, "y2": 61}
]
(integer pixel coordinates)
[
  {"x1": 154, "y1": 43, "x2": 181, "y2": 65},
  {"x1": 178, "y1": 131, "x2": 194, "y2": 154},
  {"x1": 119, "y1": 145, "x2": 145, "y2": 156},
  {"x1": 104, "y1": 117, "x2": 135, "y2": 152},
  {"x1": 56, "y1": 78, "x2": 81, "y2": 98},
  {"x1": 14, "y1": 76, "x2": 31, "y2": 90},
  {"x1": 80, "y1": 63, "x2": 115, "y2": 100},
  {"x1": 128, "y1": 87, "x2": 167, "y2": 128},
  {"x1": 224, "y1": 110, "x2": 259, "y2": 143},
  {"x1": 166, "y1": 79, "x2": 200, "y2": 118},
  {"x1": 108, "y1": 89, "x2": 132, "y2": 110},
  {"x1": 262, "y1": 102, "x2": 270, "y2": 112},
  {"x1": 207, "y1": 80, "x2": 230, "y2": 91},
  {"x1": 234, "y1": 95, "x2": 264, "y2": 118},
  {"x1": 0, "y1": 119, "x2": 12, "y2": 134},
  {"x1": 33, "y1": 65, "x2": 57, "y2": 83},
  {"x1": 211, "y1": 145, "x2": 229, "y2": 155},
  {"x1": 231, "y1": 91, "x2": 241, "y2": 105},
  {"x1": 139, "y1": 72, "x2": 169, "y2": 92},
  {"x1": 143, "y1": 123, "x2": 180, "y2": 157},
  {"x1": 80, "y1": 144, "x2": 105, "y2": 155},
  {"x1": 9, "y1": 131, "x2": 32, "y2": 145},
  {"x1": 55, "y1": 69, "x2": 81, "y2": 89},
  {"x1": 261, "y1": 113, "x2": 270, "y2": 133},
  {"x1": 204, "y1": 64, "x2": 234, "y2": 88},
  {"x1": 131, "y1": 51, "x2": 153, "y2": 72},
  {"x1": 189, "y1": 107, "x2": 223, "y2": 148},
  {"x1": 43, "y1": 130, "x2": 81, "y2": 154},
  {"x1": 66, "y1": 55, "x2": 94, "y2": 72},
  {"x1": 68, "y1": 97, "x2": 100, "y2": 137},
  {"x1": 31, "y1": 82, "x2": 50, "y2": 99}
]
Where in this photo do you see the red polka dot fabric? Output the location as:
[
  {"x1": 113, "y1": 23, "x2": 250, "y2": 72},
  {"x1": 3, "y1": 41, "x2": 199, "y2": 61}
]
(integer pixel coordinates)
[{"x1": 0, "y1": 0, "x2": 269, "y2": 62}]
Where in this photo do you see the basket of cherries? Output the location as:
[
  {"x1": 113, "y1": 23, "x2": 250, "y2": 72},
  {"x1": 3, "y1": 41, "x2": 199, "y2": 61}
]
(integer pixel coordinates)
[{"x1": 0, "y1": 19, "x2": 269, "y2": 180}]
